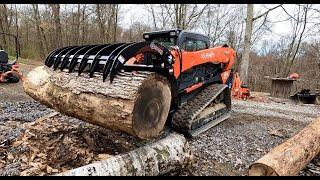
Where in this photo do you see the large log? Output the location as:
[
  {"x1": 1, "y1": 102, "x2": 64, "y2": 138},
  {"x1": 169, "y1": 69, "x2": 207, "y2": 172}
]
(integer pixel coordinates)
[
  {"x1": 249, "y1": 117, "x2": 320, "y2": 176},
  {"x1": 23, "y1": 66, "x2": 172, "y2": 139},
  {"x1": 57, "y1": 133, "x2": 193, "y2": 176}
]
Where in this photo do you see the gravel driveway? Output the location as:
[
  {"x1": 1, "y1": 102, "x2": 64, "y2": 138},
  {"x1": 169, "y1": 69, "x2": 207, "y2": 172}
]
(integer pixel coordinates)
[{"x1": 0, "y1": 64, "x2": 319, "y2": 176}]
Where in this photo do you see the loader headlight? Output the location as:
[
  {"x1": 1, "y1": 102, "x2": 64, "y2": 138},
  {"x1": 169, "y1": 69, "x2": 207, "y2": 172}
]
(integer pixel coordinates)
[
  {"x1": 167, "y1": 55, "x2": 173, "y2": 64},
  {"x1": 169, "y1": 67, "x2": 174, "y2": 75},
  {"x1": 170, "y1": 31, "x2": 176, "y2": 36},
  {"x1": 144, "y1": 34, "x2": 149, "y2": 39}
]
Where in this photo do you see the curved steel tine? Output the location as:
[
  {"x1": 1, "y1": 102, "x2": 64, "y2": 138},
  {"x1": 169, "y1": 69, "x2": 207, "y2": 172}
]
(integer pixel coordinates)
[
  {"x1": 53, "y1": 46, "x2": 77, "y2": 70},
  {"x1": 45, "y1": 46, "x2": 71, "y2": 67},
  {"x1": 60, "y1": 45, "x2": 87, "y2": 71},
  {"x1": 109, "y1": 42, "x2": 149, "y2": 82},
  {"x1": 68, "y1": 45, "x2": 96, "y2": 73},
  {"x1": 89, "y1": 43, "x2": 125, "y2": 78},
  {"x1": 102, "y1": 43, "x2": 133, "y2": 82},
  {"x1": 78, "y1": 44, "x2": 106, "y2": 76}
]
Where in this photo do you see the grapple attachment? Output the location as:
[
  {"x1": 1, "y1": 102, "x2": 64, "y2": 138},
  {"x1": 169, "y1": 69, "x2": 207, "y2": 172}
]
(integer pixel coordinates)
[{"x1": 44, "y1": 42, "x2": 174, "y2": 82}]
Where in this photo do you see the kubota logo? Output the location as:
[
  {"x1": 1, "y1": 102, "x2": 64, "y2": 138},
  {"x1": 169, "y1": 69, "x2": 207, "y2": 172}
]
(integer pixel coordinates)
[
  {"x1": 150, "y1": 42, "x2": 163, "y2": 55},
  {"x1": 201, "y1": 52, "x2": 215, "y2": 59}
]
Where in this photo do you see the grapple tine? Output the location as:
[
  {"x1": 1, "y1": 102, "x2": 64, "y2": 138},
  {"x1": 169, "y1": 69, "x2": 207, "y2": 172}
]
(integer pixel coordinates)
[
  {"x1": 102, "y1": 58, "x2": 113, "y2": 82},
  {"x1": 68, "y1": 45, "x2": 96, "y2": 73},
  {"x1": 45, "y1": 46, "x2": 71, "y2": 67},
  {"x1": 60, "y1": 46, "x2": 86, "y2": 71},
  {"x1": 78, "y1": 44, "x2": 105, "y2": 76},
  {"x1": 89, "y1": 43, "x2": 124, "y2": 78},
  {"x1": 109, "y1": 41, "x2": 170, "y2": 82},
  {"x1": 53, "y1": 46, "x2": 76, "y2": 70},
  {"x1": 102, "y1": 43, "x2": 133, "y2": 81}
]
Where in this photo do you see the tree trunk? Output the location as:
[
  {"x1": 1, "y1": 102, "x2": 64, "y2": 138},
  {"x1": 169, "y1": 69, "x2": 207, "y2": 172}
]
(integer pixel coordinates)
[
  {"x1": 57, "y1": 133, "x2": 193, "y2": 176},
  {"x1": 23, "y1": 66, "x2": 172, "y2": 139},
  {"x1": 75, "y1": 4, "x2": 81, "y2": 45},
  {"x1": 50, "y1": 4, "x2": 62, "y2": 48},
  {"x1": 32, "y1": 4, "x2": 45, "y2": 59},
  {"x1": 249, "y1": 117, "x2": 320, "y2": 176},
  {"x1": 81, "y1": 5, "x2": 87, "y2": 44},
  {"x1": 96, "y1": 4, "x2": 106, "y2": 43},
  {"x1": 0, "y1": 5, "x2": 8, "y2": 50},
  {"x1": 239, "y1": 4, "x2": 254, "y2": 84},
  {"x1": 113, "y1": 4, "x2": 118, "y2": 43}
]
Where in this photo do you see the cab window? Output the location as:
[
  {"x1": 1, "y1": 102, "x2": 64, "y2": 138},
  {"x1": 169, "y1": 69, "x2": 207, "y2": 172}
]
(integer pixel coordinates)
[
  {"x1": 196, "y1": 40, "x2": 207, "y2": 50},
  {"x1": 183, "y1": 38, "x2": 208, "y2": 52}
]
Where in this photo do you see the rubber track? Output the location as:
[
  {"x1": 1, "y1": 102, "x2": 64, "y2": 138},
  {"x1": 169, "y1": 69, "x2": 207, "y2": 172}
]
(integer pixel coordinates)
[{"x1": 172, "y1": 84, "x2": 231, "y2": 137}]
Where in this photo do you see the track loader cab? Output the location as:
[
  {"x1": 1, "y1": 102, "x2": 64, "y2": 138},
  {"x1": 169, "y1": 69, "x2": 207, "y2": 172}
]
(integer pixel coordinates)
[{"x1": 142, "y1": 29, "x2": 210, "y2": 51}]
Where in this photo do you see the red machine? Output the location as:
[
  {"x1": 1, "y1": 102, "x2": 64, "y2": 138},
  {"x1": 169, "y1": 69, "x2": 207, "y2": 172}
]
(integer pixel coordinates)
[
  {"x1": 0, "y1": 32, "x2": 23, "y2": 83},
  {"x1": 231, "y1": 72, "x2": 251, "y2": 100}
]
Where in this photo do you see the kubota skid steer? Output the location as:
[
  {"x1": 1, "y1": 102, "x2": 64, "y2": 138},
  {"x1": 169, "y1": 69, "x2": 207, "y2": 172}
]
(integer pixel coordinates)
[{"x1": 38, "y1": 29, "x2": 236, "y2": 138}]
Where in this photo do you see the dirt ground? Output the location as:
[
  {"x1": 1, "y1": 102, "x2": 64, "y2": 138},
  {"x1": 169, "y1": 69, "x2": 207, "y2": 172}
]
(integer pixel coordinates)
[{"x1": 0, "y1": 63, "x2": 319, "y2": 176}]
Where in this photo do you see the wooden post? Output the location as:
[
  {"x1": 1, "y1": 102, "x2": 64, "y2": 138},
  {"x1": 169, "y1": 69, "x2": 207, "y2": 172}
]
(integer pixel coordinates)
[
  {"x1": 249, "y1": 117, "x2": 320, "y2": 176},
  {"x1": 57, "y1": 133, "x2": 193, "y2": 176}
]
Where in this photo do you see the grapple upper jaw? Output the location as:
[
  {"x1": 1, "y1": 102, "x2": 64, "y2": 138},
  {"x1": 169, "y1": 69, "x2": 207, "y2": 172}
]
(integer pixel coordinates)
[{"x1": 44, "y1": 41, "x2": 174, "y2": 82}]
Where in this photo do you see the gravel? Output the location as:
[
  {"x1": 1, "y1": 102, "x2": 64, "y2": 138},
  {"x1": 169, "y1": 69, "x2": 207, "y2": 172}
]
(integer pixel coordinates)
[
  {"x1": 0, "y1": 101, "x2": 54, "y2": 122},
  {"x1": 184, "y1": 113, "x2": 306, "y2": 175},
  {"x1": 232, "y1": 99, "x2": 320, "y2": 123},
  {"x1": 1, "y1": 65, "x2": 320, "y2": 176},
  {"x1": 181, "y1": 99, "x2": 320, "y2": 176}
]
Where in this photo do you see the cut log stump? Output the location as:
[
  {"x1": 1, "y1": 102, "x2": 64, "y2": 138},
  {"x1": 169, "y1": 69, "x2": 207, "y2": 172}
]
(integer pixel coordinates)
[
  {"x1": 249, "y1": 117, "x2": 320, "y2": 176},
  {"x1": 57, "y1": 133, "x2": 193, "y2": 176},
  {"x1": 23, "y1": 66, "x2": 172, "y2": 139}
]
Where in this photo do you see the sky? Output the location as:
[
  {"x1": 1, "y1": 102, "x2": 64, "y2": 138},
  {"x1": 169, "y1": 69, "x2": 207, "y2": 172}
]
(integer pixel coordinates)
[{"x1": 120, "y1": 4, "x2": 316, "y2": 37}]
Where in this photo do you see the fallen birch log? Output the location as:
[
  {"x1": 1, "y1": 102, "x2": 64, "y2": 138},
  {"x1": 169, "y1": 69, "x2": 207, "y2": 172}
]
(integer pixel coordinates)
[
  {"x1": 56, "y1": 133, "x2": 193, "y2": 176},
  {"x1": 23, "y1": 66, "x2": 171, "y2": 139},
  {"x1": 249, "y1": 117, "x2": 320, "y2": 176}
]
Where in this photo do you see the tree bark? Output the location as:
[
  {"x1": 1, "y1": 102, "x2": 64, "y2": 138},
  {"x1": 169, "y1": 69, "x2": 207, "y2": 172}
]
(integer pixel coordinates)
[
  {"x1": 249, "y1": 117, "x2": 320, "y2": 176},
  {"x1": 96, "y1": 4, "x2": 106, "y2": 43},
  {"x1": 32, "y1": 4, "x2": 45, "y2": 59},
  {"x1": 75, "y1": 4, "x2": 81, "y2": 45},
  {"x1": 23, "y1": 66, "x2": 172, "y2": 139},
  {"x1": 0, "y1": 5, "x2": 8, "y2": 50},
  {"x1": 239, "y1": 4, "x2": 254, "y2": 84},
  {"x1": 113, "y1": 4, "x2": 118, "y2": 43},
  {"x1": 57, "y1": 133, "x2": 193, "y2": 176},
  {"x1": 50, "y1": 4, "x2": 63, "y2": 48}
]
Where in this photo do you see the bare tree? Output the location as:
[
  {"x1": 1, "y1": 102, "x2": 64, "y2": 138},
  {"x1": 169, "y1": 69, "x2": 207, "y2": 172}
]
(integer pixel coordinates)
[
  {"x1": 240, "y1": 4, "x2": 283, "y2": 83},
  {"x1": 239, "y1": 4, "x2": 254, "y2": 84},
  {"x1": 281, "y1": 4, "x2": 311, "y2": 77},
  {"x1": 49, "y1": 4, "x2": 62, "y2": 48},
  {"x1": 32, "y1": 4, "x2": 45, "y2": 59}
]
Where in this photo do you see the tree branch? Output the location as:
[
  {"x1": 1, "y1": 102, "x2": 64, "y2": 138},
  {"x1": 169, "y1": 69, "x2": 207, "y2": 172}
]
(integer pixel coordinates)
[{"x1": 253, "y1": 4, "x2": 283, "y2": 21}]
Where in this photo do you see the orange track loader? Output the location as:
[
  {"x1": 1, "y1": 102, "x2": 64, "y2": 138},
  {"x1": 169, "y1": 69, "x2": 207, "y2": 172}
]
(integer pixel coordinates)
[{"x1": 40, "y1": 29, "x2": 237, "y2": 137}]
